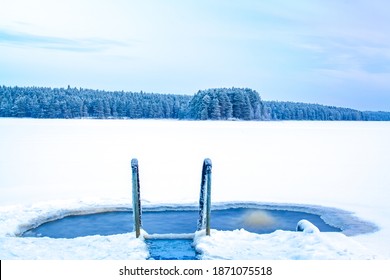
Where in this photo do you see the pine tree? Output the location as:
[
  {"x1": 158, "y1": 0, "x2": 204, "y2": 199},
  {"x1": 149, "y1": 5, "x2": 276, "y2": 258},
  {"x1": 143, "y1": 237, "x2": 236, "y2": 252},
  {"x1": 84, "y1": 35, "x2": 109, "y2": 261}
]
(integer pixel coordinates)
[
  {"x1": 209, "y1": 96, "x2": 221, "y2": 120},
  {"x1": 217, "y1": 91, "x2": 233, "y2": 119},
  {"x1": 200, "y1": 94, "x2": 211, "y2": 120}
]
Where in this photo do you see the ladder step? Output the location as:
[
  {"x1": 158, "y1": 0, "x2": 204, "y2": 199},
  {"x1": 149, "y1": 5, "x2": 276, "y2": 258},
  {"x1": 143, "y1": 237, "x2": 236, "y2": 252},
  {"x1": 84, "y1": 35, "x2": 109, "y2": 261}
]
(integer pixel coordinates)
[{"x1": 144, "y1": 233, "x2": 195, "y2": 240}]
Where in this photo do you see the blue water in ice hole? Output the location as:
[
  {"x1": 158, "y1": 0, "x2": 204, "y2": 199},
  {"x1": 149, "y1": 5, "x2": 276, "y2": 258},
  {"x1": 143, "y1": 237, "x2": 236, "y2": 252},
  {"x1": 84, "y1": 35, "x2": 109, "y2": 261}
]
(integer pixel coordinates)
[
  {"x1": 23, "y1": 208, "x2": 340, "y2": 238},
  {"x1": 22, "y1": 208, "x2": 340, "y2": 260}
]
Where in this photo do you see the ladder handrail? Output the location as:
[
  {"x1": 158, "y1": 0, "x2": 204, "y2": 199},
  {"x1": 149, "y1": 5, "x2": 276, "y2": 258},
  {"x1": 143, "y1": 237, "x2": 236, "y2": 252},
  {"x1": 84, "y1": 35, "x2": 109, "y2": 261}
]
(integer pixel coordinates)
[
  {"x1": 197, "y1": 158, "x2": 212, "y2": 235},
  {"x1": 131, "y1": 158, "x2": 142, "y2": 238},
  {"x1": 131, "y1": 158, "x2": 213, "y2": 238}
]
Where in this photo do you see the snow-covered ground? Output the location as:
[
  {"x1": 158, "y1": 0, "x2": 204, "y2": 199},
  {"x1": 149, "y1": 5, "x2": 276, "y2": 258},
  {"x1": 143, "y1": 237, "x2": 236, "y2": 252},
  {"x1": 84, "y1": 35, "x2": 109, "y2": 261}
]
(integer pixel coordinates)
[
  {"x1": 194, "y1": 229, "x2": 376, "y2": 260},
  {"x1": 0, "y1": 118, "x2": 389, "y2": 259}
]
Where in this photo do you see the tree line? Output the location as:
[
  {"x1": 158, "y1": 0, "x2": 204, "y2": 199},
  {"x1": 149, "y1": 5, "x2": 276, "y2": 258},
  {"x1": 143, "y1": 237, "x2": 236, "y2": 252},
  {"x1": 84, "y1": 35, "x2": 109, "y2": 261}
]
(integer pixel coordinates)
[
  {"x1": 263, "y1": 101, "x2": 390, "y2": 121},
  {"x1": 1, "y1": 85, "x2": 389, "y2": 121},
  {"x1": 0, "y1": 86, "x2": 190, "y2": 119}
]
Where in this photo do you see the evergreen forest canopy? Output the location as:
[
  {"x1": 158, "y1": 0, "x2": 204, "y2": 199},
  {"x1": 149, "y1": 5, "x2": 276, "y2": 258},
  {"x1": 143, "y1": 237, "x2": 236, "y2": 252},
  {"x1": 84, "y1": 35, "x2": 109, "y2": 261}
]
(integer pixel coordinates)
[{"x1": 1, "y1": 85, "x2": 389, "y2": 121}]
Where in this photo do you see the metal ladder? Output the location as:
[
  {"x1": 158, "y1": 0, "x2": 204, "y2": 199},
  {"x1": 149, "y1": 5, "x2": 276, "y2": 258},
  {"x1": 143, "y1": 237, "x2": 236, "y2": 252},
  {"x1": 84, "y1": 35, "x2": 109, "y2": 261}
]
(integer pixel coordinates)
[{"x1": 130, "y1": 158, "x2": 212, "y2": 238}]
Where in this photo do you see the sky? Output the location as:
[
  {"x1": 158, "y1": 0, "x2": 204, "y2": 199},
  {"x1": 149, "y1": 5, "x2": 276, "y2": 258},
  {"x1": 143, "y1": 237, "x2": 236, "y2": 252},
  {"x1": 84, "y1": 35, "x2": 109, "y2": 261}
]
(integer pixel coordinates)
[{"x1": 1, "y1": 0, "x2": 390, "y2": 111}]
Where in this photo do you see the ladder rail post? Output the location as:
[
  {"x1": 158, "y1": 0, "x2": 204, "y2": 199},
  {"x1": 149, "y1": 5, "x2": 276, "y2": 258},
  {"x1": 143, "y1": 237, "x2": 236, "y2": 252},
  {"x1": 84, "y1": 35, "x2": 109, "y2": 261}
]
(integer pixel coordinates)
[
  {"x1": 198, "y1": 158, "x2": 212, "y2": 235},
  {"x1": 205, "y1": 160, "x2": 212, "y2": 236},
  {"x1": 131, "y1": 158, "x2": 142, "y2": 238}
]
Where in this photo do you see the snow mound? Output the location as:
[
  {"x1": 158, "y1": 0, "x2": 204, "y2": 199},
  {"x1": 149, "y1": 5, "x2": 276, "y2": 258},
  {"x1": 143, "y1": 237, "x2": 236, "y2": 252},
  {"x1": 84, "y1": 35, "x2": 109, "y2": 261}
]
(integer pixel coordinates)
[
  {"x1": 194, "y1": 229, "x2": 377, "y2": 260},
  {"x1": 0, "y1": 233, "x2": 149, "y2": 260},
  {"x1": 296, "y1": 219, "x2": 320, "y2": 233}
]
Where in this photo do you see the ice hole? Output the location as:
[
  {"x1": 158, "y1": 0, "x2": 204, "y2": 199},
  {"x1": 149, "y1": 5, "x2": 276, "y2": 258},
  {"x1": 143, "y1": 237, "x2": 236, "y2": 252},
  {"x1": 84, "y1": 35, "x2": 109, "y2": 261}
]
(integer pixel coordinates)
[{"x1": 22, "y1": 207, "x2": 341, "y2": 238}]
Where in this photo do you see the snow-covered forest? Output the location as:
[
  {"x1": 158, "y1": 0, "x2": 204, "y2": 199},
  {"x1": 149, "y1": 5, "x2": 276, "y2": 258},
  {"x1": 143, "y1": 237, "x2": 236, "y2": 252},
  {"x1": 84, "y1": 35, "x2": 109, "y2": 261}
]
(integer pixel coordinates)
[{"x1": 1, "y1": 86, "x2": 389, "y2": 121}]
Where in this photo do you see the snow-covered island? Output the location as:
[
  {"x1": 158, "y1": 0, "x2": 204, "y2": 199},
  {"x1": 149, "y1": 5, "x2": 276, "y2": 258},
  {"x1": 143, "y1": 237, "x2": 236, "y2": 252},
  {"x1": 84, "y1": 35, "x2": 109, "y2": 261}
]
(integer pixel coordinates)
[{"x1": 1, "y1": 119, "x2": 389, "y2": 259}]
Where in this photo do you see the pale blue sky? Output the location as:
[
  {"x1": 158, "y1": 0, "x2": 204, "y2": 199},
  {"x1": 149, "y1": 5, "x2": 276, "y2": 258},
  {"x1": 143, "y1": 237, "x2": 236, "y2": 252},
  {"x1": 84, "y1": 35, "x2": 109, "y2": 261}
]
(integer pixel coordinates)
[{"x1": 1, "y1": 0, "x2": 390, "y2": 110}]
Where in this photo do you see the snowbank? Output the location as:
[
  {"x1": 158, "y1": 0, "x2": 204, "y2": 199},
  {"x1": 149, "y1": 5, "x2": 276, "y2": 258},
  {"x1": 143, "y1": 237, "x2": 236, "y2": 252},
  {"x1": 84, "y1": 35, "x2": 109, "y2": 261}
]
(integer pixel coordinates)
[
  {"x1": 194, "y1": 229, "x2": 377, "y2": 260},
  {"x1": 0, "y1": 234, "x2": 148, "y2": 260},
  {"x1": 296, "y1": 219, "x2": 320, "y2": 233}
]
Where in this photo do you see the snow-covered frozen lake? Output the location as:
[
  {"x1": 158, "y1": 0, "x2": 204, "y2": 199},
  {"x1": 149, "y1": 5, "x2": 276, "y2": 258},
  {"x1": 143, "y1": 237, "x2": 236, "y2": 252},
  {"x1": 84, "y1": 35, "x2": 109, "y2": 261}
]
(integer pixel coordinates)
[{"x1": 0, "y1": 118, "x2": 389, "y2": 259}]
